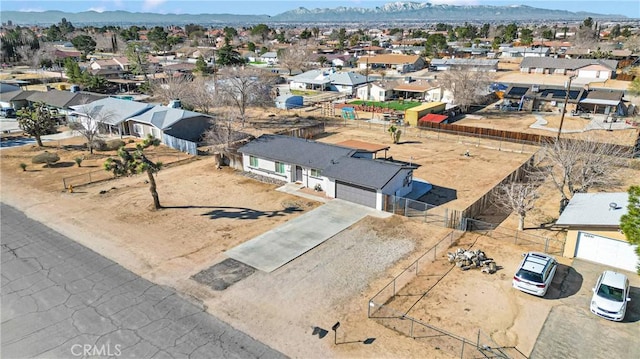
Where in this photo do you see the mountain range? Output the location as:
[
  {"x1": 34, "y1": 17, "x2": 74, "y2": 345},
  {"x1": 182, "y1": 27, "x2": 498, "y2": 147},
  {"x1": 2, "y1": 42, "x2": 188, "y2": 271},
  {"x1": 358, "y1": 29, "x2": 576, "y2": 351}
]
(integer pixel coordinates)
[{"x1": 0, "y1": 2, "x2": 627, "y2": 26}]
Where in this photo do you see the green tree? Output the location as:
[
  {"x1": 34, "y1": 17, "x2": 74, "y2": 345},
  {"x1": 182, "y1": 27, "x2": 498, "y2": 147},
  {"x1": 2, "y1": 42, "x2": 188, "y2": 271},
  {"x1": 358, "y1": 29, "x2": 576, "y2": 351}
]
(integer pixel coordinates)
[
  {"x1": 610, "y1": 24, "x2": 621, "y2": 39},
  {"x1": 147, "y1": 26, "x2": 169, "y2": 52},
  {"x1": 17, "y1": 103, "x2": 57, "y2": 147},
  {"x1": 251, "y1": 24, "x2": 271, "y2": 42},
  {"x1": 317, "y1": 55, "x2": 328, "y2": 67},
  {"x1": 541, "y1": 29, "x2": 555, "y2": 41},
  {"x1": 503, "y1": 23, "x2": 518, "y2": 42},
  {"x1": 424, "y1": 33, "x2": 447, "y2": 57},
  {"x1": 223, "y1": 26, "x2": 238, "y2": 39},
  {"x1": 71, "y1": 34, "x2": 96, "y2": 58},
  {"x1": 520, "y1": 28, "x2": 534, "y2": 45},
  {"x1": 337, "y1": 28, "x2": 347, "y2": 50},
  {"x1": 64, "y1": 58, "x2": 83, "y2": 84},
  {"x1": 125, "y1": 42, "x2": 150, "y2": 81},
  {"x1": 620, "y1": 186, "x2": 640, "y2": 273},
  {"x1": 104, "y1": 135, "x2": 163, "y2": 210},
  {"x1": 247, "y1": 42, "x2": 256, "y2": 52},
  {"x1": 300, "y1": 28, "x2": 312, "y2": 40},
  {"x1": 195, "y1": 55, "x2": 208, "y2": 74},
  {"x1": 216, "y1": 37, "x2": 244, "y2": 66}
]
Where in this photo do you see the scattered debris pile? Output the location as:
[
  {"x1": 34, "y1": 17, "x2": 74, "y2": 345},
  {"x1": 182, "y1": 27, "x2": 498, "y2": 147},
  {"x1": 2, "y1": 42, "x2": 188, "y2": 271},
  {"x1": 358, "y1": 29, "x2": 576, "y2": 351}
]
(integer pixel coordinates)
[{"x1": 447, "y1": 248, "x2": 497, "y2": 274}]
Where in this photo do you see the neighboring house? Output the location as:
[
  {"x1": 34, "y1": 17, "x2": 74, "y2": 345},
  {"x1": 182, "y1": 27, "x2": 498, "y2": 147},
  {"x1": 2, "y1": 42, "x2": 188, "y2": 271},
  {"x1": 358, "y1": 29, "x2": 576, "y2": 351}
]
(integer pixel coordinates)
[
  {"x1": 502, "y1": 84, "x2": 586, "y2": 112},
  {"x1": 289, "y1": 69, "x2": 369, "y2": 95},
  {"x1": 578, "y1": 89, "x2": 625, "y2": 115},
  {"x1": 391, "y1": 46, "x2": 425, "y2": 55},
  {"x1": 356, "y1": 78, "x2": 443, "y2": 102},
  {"x1": 356, "y1": 81, "x2": 394, "y2": 101},
  {"x1": 124, "y1": 106, "x2": 212, "y2": 154},
  {"x1": 519, "y1": 58, "x2": 618, "y2": 80},
  {"x1": 238, "y1": 134, "x2": 414, "y2": 210},
  {"x1": 500, "y1": 46, "x2": 550, "y2": 58},
  {"x1": 0, "y1": 89, "x2": 34, "y2": 110},
  {"x1": 69, "y1": 97, "x2": 154, "y2": 136},
  {"x1": 357, "y1": 54, "x2": 426, "y2": 73},
  {"x1": 260, "y1": 52, "x2": 278, "y2": 65},
  {"x1": 556, "y1": 192, "x2": 638, "y2": 272},
  {"x1": 242, "y1": 51, "x2": 259, "y2": 63},
  {"x1": 26, "y1": 89, "x2": 106, "y2": 115},
  {"x1": 429, "y1": 58, "x2": 499, "y2": 72}
]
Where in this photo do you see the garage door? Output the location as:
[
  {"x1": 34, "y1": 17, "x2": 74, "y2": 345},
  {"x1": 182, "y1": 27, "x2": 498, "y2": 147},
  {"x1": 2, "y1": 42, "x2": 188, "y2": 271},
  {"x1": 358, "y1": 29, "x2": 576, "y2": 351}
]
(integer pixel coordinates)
[
  {"x1": 575, "y1": 232, "x2": 638, "y2": 272},
  {"x1": 335, "y1": 181, "x2": 377, "y2": 208}
]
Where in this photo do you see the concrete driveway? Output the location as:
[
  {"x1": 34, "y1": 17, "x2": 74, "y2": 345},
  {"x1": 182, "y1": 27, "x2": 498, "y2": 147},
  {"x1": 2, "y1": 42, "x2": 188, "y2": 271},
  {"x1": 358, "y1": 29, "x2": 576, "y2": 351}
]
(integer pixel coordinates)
[
  {"x1": 531, "y1": 260, "x2": 640, "y2": 359},
  {"x1": 225, "y1": 199, "x2": 390, "y2": 272}
]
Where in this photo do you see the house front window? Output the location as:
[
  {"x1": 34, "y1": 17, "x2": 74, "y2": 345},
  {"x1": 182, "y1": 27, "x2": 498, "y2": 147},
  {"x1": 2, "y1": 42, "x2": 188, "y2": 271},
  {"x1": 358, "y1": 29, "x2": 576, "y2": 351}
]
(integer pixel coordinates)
[
  {"x1": 275, "y1": 161, "x2": 285, "y2": 174},
  {"x1": 249, "y1": 156, "x2": 258, "y2": 167},
  {"x1": 310, "y1": 169, "x2": 321, "y2": 177}
]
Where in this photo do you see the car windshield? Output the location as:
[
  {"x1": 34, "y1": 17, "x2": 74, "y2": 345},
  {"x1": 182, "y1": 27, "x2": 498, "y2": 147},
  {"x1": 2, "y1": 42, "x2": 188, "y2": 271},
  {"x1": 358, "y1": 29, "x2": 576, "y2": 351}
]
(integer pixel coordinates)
[
  {"x1": 597, "y1": 284, "x2": 624, "y2": 302},
  {"x1": 516, "y1": 269, "x2": 543, "y2": 283}
]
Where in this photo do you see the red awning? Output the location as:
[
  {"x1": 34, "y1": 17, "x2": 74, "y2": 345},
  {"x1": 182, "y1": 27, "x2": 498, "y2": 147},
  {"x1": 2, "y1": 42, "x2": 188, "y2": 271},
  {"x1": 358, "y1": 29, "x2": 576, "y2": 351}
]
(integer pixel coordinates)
[{"x1": 418, "y1": 113, "x2": 448, "y2": 123}]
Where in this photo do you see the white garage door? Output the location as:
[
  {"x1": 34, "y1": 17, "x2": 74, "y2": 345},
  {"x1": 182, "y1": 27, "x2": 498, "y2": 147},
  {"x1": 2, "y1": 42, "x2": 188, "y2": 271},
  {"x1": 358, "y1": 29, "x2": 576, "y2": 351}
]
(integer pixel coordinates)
[{"x1": 575, "y1": 232, "x2": 638, "y2": 272}]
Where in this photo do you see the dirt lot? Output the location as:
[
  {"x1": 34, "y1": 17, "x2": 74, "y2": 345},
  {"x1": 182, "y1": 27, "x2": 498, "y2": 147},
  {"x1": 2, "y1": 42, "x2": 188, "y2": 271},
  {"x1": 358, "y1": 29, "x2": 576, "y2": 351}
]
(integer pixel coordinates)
[
  {"x1": 317, "y1": 123, "x2": 533, "y2": 211},
  {"x1": 386, "y1": 232, "x2": 575, "y2": 356}
]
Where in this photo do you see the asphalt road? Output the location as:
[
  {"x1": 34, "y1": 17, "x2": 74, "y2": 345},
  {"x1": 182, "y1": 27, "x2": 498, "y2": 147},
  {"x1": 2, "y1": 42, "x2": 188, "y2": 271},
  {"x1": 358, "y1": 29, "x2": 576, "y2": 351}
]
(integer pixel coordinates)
[{"x1": 0, "y1": 203, "x2": 286, "y2": 359}]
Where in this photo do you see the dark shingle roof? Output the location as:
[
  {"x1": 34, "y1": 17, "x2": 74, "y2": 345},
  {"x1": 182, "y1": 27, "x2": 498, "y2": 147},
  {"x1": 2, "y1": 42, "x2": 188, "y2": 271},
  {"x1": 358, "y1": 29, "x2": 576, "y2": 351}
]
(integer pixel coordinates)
[
  {"x1": 322, "y1": 157, "x2": 405, "y2": 190},
  {"x1": 240, "y1": 134, "x2": 410, "y2": 190},
  {"x1": 238, "y1": 134, "x2": 354, "y2": 170}
]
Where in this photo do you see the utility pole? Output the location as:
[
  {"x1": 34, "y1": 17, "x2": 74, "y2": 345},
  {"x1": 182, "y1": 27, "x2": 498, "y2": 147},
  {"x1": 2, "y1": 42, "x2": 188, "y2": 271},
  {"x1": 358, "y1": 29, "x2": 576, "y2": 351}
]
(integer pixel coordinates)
[{"x1": 556, "y1": 75, "x2": 574, "y2": 141}]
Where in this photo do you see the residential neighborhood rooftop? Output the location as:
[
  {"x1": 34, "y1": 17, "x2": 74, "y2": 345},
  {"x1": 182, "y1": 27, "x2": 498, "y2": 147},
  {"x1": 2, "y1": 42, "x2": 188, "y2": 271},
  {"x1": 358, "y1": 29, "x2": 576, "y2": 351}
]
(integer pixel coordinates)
[{"x1": 556, "y1": 192, "x2": 629, "y2": 227}]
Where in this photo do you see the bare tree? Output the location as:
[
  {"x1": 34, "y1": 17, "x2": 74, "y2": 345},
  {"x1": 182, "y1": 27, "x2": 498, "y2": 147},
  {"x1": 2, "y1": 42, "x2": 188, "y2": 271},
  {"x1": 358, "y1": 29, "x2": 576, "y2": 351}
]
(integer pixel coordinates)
[
  {"x1": 203, "y1": 107, "x2": 241, "y2": 150},
  {"x1": 438, "y1": 67, "x2": 493, "y2": 113},
  {"x1": 278, "y1": 44, "x2": 311, "y2": 75},
  {"x1": 69, "y1": 102, "x2": 114, "y2": 154},
  {"x1": 539, "y1": 135, "x2": 628, "y2": 210},
  {"x1": 492, "y1": 181, "x2": 539, "y2": 231},
  {"x1": 187, "y1": 77, "x2": 216, "y2": 114},
  {"x1": 150, "y1": 74, "x2": 192, "y2": 105},
  {"x1": 216, "y1": 66, "x2": 276, "y2": 127}
]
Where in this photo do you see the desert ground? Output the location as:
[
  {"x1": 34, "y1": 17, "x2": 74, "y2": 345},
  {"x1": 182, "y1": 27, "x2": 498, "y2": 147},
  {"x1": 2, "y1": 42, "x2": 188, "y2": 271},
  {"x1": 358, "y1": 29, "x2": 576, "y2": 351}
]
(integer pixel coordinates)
[{"x1": 2, "y1": 113, "x2": 639, "y2": 358}]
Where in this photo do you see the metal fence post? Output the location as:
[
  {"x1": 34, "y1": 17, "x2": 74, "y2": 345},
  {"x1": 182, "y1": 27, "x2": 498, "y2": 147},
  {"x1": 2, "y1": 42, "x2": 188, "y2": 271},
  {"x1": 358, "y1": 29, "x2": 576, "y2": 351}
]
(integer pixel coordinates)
[
  {"x1": 545, "y1": 238, "x2": 549, "y2": 253},
  {"x1": 434, "y1": 243, "x2": 437, "y2": 261},
  {"x1": 410, "y1": 320, "x2": 414, "y2": 338},
  {"x1": 404, "y1": 199, "x2": 409, "y2": 216},
  {"x1": 514, "y1": 230, "x2": 519, "y2": 244}
]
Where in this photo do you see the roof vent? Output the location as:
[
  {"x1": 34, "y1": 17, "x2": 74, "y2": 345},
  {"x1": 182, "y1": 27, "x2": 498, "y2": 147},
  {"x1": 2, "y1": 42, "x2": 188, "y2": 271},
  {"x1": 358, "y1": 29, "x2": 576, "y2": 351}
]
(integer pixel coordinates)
[{"x1": 609, "y1": 202, "x2": 618, "y2": 210}]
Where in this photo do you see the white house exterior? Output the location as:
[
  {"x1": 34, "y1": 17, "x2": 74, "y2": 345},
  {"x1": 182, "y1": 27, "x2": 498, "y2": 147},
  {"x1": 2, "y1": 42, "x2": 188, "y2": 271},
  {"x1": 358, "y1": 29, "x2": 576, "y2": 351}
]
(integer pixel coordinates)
[
  {"x1": 519, "y1": 58, "x2": 618, "y2": 80},
  {"x1": 238, "y1": 135, "x2": 414, "y2": 210},
  {"x1": 289, "y1": 70, "x2": 368, "y2": 95}
]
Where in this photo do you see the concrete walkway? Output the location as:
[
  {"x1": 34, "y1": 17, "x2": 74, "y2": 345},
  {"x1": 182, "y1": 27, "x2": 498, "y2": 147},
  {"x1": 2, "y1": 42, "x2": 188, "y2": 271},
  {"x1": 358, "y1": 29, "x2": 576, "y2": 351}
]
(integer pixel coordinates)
[{"x1": 225, "y1": 199, "x2": 390, "y2": 272}]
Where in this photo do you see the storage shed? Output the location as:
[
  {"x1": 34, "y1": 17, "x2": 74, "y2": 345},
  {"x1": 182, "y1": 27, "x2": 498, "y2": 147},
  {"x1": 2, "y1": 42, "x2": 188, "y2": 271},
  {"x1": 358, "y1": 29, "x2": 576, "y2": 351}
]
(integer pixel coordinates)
[
  {"x1": 275, "y1": 95, "x2": 303, "y2": 110},
  {"x1": 404, "y1": 102, "x2": 446, "y2": 126}
]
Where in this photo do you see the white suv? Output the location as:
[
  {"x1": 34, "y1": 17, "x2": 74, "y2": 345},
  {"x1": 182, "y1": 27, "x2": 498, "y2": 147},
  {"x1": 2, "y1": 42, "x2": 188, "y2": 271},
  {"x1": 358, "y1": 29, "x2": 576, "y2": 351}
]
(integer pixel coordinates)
[
  {"x1": 590, "y1": 270, "x2": 631, "y2": 322},
  {"x1": 512, "y1": 252, "x2": 557, "y2": 297}
]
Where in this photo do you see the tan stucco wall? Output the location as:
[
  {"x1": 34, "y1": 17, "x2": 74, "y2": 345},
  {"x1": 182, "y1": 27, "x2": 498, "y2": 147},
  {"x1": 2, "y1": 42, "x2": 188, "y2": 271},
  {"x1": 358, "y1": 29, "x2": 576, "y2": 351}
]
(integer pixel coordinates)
[{"x1": 562, "y1": 229, "x2": 628, "y2": 258}]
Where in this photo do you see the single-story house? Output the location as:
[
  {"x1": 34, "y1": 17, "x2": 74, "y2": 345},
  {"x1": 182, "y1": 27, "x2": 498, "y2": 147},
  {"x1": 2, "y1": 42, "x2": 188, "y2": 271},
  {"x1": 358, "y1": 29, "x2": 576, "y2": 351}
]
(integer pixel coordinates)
[
  {"x1": 26, "y1": 90, "x2": 106, "y2": 115},
  {"x1": 429, "y1": 58, "x2": 499, "y2": 72},
  {"x1": 124, "y1": 106, "x2": 212, "y2": 154},
  {"x1": 356, "y1": 78, "x2": 443, "y2": 102},
  {"x1": 500, "y1": 46, "x2": 550, "y2": 58},
  {"x1": 0, "y1": 89, "x2": 34, "y2": 110},
  {"x1": 69, "y1": 97, "x2": 155, "y2": 136},
  {"x1": 357, "y1": 54, "x2": 426, "y2": 73},
  {"x1": 502, "y1": 84, "x2": 585, "y2": 112},
  {"x1": 260, "y1": 52, "x2": 278, "y2": 65},
  {"x1": 578, "y1": 90, "x2": 624, "y2": 115},
  {"x1": 356, "y1": 81, "x2": 394, "y2": 102},
  {"x1": 519, "y1": 58, "x2": 618, "y2": 79},
  {"x1": 289, "y1": 70, "x2": 369, "y2": 95},
  {"x1": 238, "y1": 134, "x2": 414, "y2": 210},
  {"x1": 557, "y1": 192, "x2": 637, "y2": 272}
]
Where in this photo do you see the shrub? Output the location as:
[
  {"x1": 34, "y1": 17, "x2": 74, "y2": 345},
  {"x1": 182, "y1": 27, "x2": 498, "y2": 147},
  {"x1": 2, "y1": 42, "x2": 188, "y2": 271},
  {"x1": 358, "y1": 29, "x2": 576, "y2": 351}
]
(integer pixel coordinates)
[
  {"x1": 19, "y1": 163, "x2": 27, "y2": 171},
  {"x1": 74, "y1": 157, "x2": 83, "y2": 167},
  {"x1": 32, "y1": 151, "x2": 60, "y2": 167},
  {"x1": 105, "y1": 139, "x2": 126, "y2": 151},
  {"x1": 128, "y1": 139, "x2": 135, "y2": 144},
  {"x1": 91, "y1": 139, "x2": 107, "y2": 151}
]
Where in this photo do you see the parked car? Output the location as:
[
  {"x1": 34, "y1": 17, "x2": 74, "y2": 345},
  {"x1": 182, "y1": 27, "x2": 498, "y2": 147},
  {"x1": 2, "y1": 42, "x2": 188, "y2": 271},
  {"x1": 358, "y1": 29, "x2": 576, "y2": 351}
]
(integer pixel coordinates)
[
  {"x1": 512, "y1": 252, "x2": 557, "y2": 297},
  {"x1": 590, "y1": 270, "x2": 631, "y2": 322},
  {"x1": 0, "y1": 107, "x2": 16, "y2": 118}
]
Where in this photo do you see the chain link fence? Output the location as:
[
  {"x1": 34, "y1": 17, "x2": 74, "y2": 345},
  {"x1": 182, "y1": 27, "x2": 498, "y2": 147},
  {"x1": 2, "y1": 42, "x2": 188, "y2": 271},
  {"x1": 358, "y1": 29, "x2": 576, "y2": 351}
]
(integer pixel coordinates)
[{"x1": 466, "y1": 219, "x2": 565, "y2": 256}]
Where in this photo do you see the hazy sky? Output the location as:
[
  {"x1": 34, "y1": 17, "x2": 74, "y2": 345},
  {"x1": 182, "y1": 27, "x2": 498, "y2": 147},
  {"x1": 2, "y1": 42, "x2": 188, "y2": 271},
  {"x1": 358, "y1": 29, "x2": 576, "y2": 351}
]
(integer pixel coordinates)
[{"x1": 1, "y1": 0, "x2": 638, "y2": 17}]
